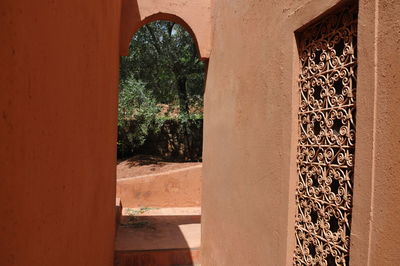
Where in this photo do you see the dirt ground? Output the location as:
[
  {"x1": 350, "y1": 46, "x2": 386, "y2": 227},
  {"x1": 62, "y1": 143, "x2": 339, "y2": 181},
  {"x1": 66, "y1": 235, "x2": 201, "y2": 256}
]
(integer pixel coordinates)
[{"x1": 117, "y1": 155, "x2": 202, "y2": 179}]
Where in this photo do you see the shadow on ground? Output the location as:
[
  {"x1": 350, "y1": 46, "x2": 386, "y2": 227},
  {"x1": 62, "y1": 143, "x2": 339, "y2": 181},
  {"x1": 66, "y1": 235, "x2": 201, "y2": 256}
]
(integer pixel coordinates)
[{"x1": 115, "y1": 212, "x2": 201, "y2": 266}]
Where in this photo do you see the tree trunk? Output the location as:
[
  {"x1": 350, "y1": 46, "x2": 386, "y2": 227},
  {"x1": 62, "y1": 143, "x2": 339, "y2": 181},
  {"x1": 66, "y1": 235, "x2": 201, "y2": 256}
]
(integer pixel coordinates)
[
  {"x1": 177, "y1": 76, "x2": 192, "y2": 160},
  {"x1": 177, "y1": 76, "x2": 189, "y2": 117}
]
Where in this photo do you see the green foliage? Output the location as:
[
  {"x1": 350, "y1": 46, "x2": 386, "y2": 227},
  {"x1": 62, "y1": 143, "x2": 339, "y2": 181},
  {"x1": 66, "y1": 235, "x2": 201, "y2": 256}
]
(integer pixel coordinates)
[
  {"x1": 117, "y1": 77, "x2": 160, "y2": 157},
  {"x1": 120, "y1": 21, "x2": 205, "y2": 107},
  {"x1": 121, "y1": 208, "x2": 158, "y2": 229},
  {"x1": 140, "y1": 117, "x2": 203, "y2": 161}
]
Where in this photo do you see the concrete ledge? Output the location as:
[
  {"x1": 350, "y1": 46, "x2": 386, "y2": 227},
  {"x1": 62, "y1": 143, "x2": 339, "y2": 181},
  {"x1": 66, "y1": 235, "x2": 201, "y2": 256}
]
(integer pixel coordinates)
[
  {"x1": 115, "y1": 248, "x2": 200, "y2": 266},
  {"x1": 115, "y1": 208, "x2": 201, "y2": 266},
  {"x1": 116, "y1": 198, "x2": 123, "y2": 226}
]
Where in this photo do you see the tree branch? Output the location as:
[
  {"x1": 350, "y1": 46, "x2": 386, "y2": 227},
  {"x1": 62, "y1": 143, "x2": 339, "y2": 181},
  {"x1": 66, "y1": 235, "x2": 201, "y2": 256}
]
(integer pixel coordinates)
[{"x1": 145, "y1": 24, "x2": 162, "y2": 56}]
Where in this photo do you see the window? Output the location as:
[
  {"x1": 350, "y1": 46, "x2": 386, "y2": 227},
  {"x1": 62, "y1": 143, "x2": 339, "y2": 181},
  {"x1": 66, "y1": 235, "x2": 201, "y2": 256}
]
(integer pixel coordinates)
[{"x1": 294, "y1": 3, "x2": 358, "y2": 265}]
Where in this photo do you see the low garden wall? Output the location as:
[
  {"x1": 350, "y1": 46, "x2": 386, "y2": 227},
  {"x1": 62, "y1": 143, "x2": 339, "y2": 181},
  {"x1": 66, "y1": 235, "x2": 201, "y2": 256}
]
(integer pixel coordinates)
[{"x1": 116, "y1": 165, "x2": 202, "y2": 208}]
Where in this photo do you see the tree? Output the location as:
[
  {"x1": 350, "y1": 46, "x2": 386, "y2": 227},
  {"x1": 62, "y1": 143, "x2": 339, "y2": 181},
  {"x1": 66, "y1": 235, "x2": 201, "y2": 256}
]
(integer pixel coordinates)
[
  {"x1": 120, "y1": 20, "x2": 205, "y2": 116},
  {"x1": 117, "y1": 78, "x2": 160, "y2": 158}
]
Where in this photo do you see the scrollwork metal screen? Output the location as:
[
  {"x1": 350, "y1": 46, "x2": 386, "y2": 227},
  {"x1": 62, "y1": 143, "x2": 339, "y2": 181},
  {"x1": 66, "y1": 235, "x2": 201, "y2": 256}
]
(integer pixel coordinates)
[{"x1": 293, "y1": 4, "x2": 358, "y2": 265}]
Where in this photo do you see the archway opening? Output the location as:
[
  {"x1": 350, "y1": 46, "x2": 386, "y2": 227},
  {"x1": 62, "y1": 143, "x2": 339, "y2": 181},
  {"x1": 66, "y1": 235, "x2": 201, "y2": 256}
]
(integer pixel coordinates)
[{"x1": 115, "y1": 19, "x2": 205, "y2": 265}]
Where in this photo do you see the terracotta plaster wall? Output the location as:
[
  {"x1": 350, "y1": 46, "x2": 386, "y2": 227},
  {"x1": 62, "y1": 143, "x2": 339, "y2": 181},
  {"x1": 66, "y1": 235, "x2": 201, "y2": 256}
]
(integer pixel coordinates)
[
  {"x1": 0, "y1": 1, "x2": 121, "y2": 265},
  {"x1": 202, "y1": 1, "x2": 314, "y2": 264},
  {"x1": 366, "y1": 0, "x2": 400, "y2": 264},
  {"x1": 201, "y1": 0, "x2": 400, "y2": 265}
]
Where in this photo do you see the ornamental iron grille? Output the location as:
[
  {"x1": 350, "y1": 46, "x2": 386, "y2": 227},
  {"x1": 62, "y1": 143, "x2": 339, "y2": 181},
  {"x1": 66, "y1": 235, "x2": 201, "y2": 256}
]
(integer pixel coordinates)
[{"x1": 293, "y1": 3, "x2": 358, "y2": 266}]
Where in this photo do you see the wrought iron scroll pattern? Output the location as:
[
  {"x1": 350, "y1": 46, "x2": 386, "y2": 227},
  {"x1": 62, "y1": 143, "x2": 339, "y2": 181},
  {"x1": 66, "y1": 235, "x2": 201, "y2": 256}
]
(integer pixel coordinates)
[{"x1": 294, "y1": 4, "x2": 358, "y2": 266}]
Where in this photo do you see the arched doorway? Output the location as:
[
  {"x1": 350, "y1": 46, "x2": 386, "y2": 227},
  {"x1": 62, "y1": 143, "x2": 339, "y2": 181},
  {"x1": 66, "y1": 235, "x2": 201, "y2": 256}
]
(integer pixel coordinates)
[{"x1": 115, "y1": 18, "x2": 207, "y2": 266}]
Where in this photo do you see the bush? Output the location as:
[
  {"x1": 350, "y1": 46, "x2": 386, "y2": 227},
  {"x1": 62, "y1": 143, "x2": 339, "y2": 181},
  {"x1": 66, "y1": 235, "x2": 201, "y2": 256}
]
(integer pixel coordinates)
[
  {"x1": 140, "y1": 116, "x2": 203, "y2": 161},
  {"x1": 117, "y1": 77, "x2": 203, "y2": 160},
  {"x1": 117, "y1": 77, "x2": 161, "y2": 158}
]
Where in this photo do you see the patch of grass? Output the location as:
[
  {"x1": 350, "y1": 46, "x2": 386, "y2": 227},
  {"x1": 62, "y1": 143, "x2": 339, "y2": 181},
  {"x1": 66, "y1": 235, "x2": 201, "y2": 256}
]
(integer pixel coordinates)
[
  {"x1": 121, "y1": 207, "x2": 159, "y2": 230},
  {"x1": 125, "y1": 207, "x2": 155, "y2": 216}
]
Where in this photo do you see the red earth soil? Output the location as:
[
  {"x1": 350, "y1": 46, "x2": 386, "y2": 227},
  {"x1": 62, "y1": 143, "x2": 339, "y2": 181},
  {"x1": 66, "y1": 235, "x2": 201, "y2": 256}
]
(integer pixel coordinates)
[{"x1": 117, "y1": 155, "x2": 201, "y2": 179}]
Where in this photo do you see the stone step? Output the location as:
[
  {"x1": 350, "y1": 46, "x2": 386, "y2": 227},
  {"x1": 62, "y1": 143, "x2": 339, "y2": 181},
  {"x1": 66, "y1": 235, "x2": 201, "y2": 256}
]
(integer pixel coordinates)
[{"x1": 114, "y1": 207, "x2": 201, "y2": 266}]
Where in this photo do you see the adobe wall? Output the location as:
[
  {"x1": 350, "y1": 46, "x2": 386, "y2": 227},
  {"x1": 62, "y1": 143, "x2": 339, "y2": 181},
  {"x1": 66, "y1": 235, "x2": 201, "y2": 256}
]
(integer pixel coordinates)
[
  {"x1": 361, "y1": 1, "x2": 400, "y2": 264},
  {"x1": 0, "y1": 1, "x2": 121, "y2": 265},
  {"x1": 201, "y1": 0, "x2": 400, "y2": 265}
]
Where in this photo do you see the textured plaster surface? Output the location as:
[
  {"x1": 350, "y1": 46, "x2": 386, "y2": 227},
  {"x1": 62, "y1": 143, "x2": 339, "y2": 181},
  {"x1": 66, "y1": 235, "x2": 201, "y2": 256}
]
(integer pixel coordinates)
[
  {"x1": 366, "y1": 0, "x2": 400, "y2": 264},
  {"x1": 201, "y1": 0, "x2": 343, "y2": 264},
  {"x1": 0, "y1": 0, "x2": 121, "y2": 265}
]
